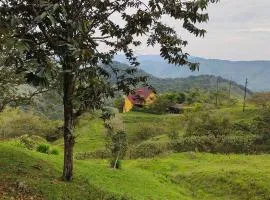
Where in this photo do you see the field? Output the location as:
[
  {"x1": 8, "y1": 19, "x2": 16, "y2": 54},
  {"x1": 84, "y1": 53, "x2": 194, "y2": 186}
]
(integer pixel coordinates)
[{"x1": 1, "y1": 108, "x2": 270, "y2": 199}]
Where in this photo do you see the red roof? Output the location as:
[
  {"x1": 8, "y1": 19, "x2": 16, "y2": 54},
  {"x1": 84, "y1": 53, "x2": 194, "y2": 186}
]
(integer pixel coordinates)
[{"x1": 127, "y1": 87, "x2": 155, "y2": 105}]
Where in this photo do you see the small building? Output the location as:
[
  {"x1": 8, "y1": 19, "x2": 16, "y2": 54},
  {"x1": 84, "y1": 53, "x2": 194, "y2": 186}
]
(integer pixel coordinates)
[
  {"x1": 123, "y1": 87, "x2": 156, "y2": 113},
  {"x1": 167, "y1": 103, "x2": 184, "y2": 114}
]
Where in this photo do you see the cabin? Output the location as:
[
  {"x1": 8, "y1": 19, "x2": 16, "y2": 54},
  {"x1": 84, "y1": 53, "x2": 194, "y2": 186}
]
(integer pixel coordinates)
[{"x1": 123, "y1": 87, "x2": 156, "y2": 113}]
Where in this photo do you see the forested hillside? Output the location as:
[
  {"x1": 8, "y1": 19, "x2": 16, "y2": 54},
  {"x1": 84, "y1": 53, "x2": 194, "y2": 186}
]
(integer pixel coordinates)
[
  {"x1": 112, "y1": 61, "x2": 252, "y2": 97},
  {"x1": 115, "y1": 55, "x2": 270, "y2": 91}
]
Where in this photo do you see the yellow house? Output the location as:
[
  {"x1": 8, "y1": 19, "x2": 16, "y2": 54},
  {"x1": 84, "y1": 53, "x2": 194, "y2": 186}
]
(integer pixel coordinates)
[{"x1": 123, "y1": 87, "x2": 156, "y2": 113}]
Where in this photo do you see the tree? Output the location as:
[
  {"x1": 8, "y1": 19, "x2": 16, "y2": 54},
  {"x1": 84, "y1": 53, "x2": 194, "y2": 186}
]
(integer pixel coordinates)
[
  {"x1": 0, "y1": 28, "x2": 49, "y2": 112},
  {"x1": 0, "y1": 0, "x2": 219, "y2": 181}
]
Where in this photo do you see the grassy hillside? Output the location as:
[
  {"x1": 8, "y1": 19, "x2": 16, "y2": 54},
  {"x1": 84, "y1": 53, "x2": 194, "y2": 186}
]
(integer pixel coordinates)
[
  {"x1": 2, "y1": 105, "x2": 270, "y2": 199},
  {"x1": 1, "y1": 142, "x2": 270, "y2": 200}
]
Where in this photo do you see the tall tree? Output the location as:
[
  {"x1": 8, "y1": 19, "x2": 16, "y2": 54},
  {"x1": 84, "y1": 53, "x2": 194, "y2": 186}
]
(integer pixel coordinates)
[
  {"x1": 0, "y1": 28, "x2": 49, "y2": 111},
  {"x1": 0, "y1": 0, "x2": 219, "y2": 181}
]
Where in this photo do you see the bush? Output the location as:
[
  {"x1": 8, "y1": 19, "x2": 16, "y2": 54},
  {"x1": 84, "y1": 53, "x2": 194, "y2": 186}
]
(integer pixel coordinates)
[
  {"x1": 168, "y1": 131, "x2": 180, "y2": 140},
  {"x1": 171, "y1": 135, "x2": 270, "y2": 154},
  {"x1": 253, "y1": 106, "x2": 270, "y2": 136},
  {"x1": 19, "y1": 135, "x2": 47, "y2": 150},
  {"x1": 170, "y1": 135, "x2": 218, "y2": 153},
  {"x1": 36, "y1": 144, "x2": 50, "y2": 154},
  {"x1": 110, "y1": 159, "x2": 122, "y2": 169},
  {"x1": 50, "y1": 148, "x2": 59, "y2": 155},
  {"x1": 145, "y1": 95, "x2": 173, "y2": 114},
  {"x1": 133, "y1": 124, "x2": 165, "y2": 142},
  {"x1": 184, "y1": 111, "x2": 233, "y2": 138},
  {"x1": 130, "y1": 141, "x2": 169, "y2": 158},
  {"x1": 232, "y1": 120, "x2": 252, "y2": 134}
]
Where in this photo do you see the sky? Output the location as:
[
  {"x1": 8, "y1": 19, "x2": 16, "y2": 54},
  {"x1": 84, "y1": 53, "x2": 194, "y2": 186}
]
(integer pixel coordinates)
[{"x1": 130, "y1": 0, "x2": 270, "y2": 61}]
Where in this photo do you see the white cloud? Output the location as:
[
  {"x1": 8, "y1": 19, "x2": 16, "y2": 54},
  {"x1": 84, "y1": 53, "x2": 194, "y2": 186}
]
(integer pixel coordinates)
[{"x1": 111, "y1": 0, "x2": 270, "y2": 60}]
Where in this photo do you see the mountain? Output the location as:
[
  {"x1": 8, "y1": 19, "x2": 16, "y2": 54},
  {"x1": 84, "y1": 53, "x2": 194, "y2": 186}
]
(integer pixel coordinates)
[
  {"x1": 111, "y1": 61, "x2": 251, "y2": 98},
  {"x1": 115, "y1": 55, "x2": 270, "y2": 91}
]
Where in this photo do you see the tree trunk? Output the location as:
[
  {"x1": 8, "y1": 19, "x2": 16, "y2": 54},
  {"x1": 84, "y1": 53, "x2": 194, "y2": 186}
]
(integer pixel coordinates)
[{"x1": 62, "y1": 61, "x2": 75, "y2": 181}]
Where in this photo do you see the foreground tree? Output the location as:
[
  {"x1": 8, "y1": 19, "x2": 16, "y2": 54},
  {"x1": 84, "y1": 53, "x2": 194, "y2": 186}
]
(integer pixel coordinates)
[
  {"x1": 0, "y1": 0, "x2": 219, "y2": 181},
  {"x1": 0, "y1": 28, "x2": 50, "y2": 111}
]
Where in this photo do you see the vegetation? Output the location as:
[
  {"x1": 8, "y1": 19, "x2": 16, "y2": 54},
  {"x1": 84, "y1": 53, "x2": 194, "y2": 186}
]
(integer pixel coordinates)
[
  {"x1": 248, "y1": 92, "x2": 270, "y2": 106},
  {"x1": 0, "y1": 108, "x2": 61, "y2": 139},
  {"x1": 103, "y1": 113, "x2": 128, "y2": 169}
]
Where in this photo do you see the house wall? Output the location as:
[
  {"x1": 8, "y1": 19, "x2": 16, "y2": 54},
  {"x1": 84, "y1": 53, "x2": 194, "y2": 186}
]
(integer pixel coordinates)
[
  {"x1": 123, "y1": 97, "x2": 133, "y2": 113},
  {"x1": 145, "y1": 92, "x2": 156, "y2": 105}
]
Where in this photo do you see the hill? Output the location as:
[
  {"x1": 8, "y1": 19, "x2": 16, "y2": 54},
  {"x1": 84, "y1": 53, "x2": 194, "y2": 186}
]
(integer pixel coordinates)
[
  {"x1": 111, "y1": 61, "x2": 252, "y2": 97},
  {"x1": 115, "y1": 55, "x2": 270, "y2": 91}
]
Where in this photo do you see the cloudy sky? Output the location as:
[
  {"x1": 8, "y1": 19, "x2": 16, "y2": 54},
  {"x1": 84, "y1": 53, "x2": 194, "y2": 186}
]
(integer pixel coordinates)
[{"x1": 132, "y1": 0, "x2": 270, "y2": 61}]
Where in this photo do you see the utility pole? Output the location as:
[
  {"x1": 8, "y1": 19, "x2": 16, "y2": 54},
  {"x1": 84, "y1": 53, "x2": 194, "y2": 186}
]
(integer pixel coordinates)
[
  {"x1": 243, "y1": 78, "x2": 248, "y2": 112},
  {"x1": 228, "y1": 77, "x2": 232, "y2": 100},
  {"x1": 216, "y1": 77, "x2": 219, "y2": 106}
]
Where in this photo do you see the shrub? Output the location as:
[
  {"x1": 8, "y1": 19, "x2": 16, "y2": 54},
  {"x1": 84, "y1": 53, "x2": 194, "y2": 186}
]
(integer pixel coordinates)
[
  {"x1": 110, "y1": 159, "x2": 122, "y2": 169},
  {"x1": 171, "y1": 135, "x2": 270, "y2": 154},
  {"x1": 19, "y1": 135, "x2": 38, "y2": 150},
  {"x1": 0, "y1": 108, "x2": 61, "y2": 139},
  {"x1": 168, "y1": 131, "x2": 180, "y2": 140},
  {"x1": 36, "y1": 144, "x2": 50, "y2": 154},
  {"x1": 133, "y1": 124, "x2": 165, "y2": 142},
  {"x1": 232, "y1": 120, "x2": 252, "y2": 134},
  {"x1": 145, "y1": 95, "x2": 173, "y2": 114},
  {"x1": 170, "y1": 135, "x2": 219, "y2": 153},
  {"x1": 50, "y1": 148, "x2": 59, "y2": 155},
  {"x1": 253, "y1": 106, "x2": 270, "y2": 136},
  {"x1": 130, "y1": 141, "x2": 169, "y2": 158},
  {"x1": 184, "y1": 111, "x2": 233, "y2": 138}
]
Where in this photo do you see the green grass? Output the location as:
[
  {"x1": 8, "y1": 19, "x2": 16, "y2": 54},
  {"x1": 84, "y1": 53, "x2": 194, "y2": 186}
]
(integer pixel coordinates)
[
  {"x1": 53, "y1": 114, "x2": 106, "y2": 153},
  {"x1": 74, "y1": 118, "x2": 106, "y2": 153},
  {"x1": 1, "y1": 143, "x2": 270, "y2": 199},
  {"x1": 122, "y1": 111, "x2": 183, "y2": 142}
]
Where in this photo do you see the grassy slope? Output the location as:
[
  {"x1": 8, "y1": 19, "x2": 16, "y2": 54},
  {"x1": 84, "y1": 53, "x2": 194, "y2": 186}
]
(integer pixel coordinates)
[
  {"x1": 0, "y1": 143, "x2": 116, "y2": 200},
  {"x1": 1, "y1": 143, "x2": 270, "y2": 200},
  {"x1": 2, "y1": 109, "x2": 270, "y2": 200}
]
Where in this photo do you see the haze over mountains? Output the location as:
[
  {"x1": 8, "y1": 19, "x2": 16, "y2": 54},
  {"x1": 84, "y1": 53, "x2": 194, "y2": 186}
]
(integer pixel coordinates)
[{"x1": 115, "y1": 55, "x2": 270, "y2": 91}]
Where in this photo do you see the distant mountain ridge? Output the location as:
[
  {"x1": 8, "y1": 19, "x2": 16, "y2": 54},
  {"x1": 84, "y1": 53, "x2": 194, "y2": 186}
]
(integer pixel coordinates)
[
  {"x1": 115, "y1": 55, "x2": 270, "y2": 91},
  {"x1": 111, "y1": 61, "x2": 252, "y2": 98}
]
